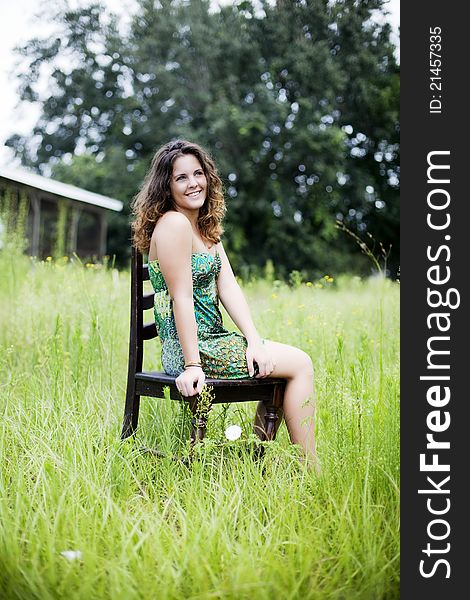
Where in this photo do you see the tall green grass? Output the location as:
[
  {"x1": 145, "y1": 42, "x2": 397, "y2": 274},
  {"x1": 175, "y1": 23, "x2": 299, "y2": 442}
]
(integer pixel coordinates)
[{"x1": 0, "y1": 249, "x2": 399, "y2": 599}]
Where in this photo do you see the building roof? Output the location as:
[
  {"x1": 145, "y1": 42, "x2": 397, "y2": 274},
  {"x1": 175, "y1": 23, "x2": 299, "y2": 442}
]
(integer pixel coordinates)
[{"x1": 0, "y1": 166, "x2": 123, "y2": 212}]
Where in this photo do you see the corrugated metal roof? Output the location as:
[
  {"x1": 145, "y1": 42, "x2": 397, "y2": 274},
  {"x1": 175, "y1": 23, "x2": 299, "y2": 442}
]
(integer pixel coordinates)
[{"x1": 0, "y1": 166, "x2": 123, "y2": 212}]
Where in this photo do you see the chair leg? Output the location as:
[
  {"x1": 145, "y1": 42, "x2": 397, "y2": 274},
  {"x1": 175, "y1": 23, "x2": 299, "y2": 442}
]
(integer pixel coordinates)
[
  {"x1": 121, "y1": 382, "x2": 141, "y2": 440},
  {"x1": 262, "y1": 404, "x2": 279, "y2": 441},
  {"x1": 262, "y1": 382, "x2": 285, "y2": 441}
]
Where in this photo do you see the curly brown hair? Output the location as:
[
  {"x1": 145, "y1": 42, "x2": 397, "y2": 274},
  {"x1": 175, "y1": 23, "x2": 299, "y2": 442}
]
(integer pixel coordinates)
[{"x1": 131, "y1": 139, "x2": 226, "y2": 254}]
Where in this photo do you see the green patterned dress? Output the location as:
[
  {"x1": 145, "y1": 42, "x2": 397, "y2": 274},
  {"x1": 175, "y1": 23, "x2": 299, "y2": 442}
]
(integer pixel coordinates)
[{"x1": 148, "y1": 251, "x2": 250, "y2": 378}]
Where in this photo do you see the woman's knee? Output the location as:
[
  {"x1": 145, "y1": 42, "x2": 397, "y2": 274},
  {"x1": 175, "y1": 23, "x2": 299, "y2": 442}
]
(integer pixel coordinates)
[
  {"x1": 298, "y1": 349, "x2": 314, "y2": 378},
  {"x1": 267, "y1": 341, "x2": 313, "y2": 379}
]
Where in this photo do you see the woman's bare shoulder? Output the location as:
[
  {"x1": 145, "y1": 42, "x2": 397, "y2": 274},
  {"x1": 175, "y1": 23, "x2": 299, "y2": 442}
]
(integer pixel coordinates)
[
  {"x1": 152, "y1": 211, "x2": 191, "y2": 240},
  {"x1": 156, "y1": 210, "x2": 190, "y2": 230},
  {"x1": 150, "y1": 211, "x2": 192, "y2": 260}
]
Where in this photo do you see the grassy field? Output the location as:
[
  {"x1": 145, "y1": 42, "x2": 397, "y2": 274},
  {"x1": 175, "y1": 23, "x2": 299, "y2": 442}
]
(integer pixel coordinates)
[{"x1": 0, "y1": 249, "x2": 399, "y2": 600}]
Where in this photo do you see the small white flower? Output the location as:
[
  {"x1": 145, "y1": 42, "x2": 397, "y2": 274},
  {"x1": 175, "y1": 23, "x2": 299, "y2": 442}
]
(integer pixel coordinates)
[
  {"x1": 60, "y1": 550, "x2": 82, "y2": 561},
  {"x1": 225, "y1": 425, "x2": 242, "y2": 441}
]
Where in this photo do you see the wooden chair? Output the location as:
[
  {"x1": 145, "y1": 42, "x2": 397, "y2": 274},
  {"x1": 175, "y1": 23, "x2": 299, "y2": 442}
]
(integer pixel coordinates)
[{"x1": 121, "y1": 246, "x2": 286, "y2": 446}]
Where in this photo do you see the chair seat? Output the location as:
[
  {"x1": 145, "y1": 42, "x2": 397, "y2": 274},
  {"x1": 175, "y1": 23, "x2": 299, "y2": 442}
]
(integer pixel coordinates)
[{"x1": 135, "y1": 371, "x2": 286, "y2": 403}]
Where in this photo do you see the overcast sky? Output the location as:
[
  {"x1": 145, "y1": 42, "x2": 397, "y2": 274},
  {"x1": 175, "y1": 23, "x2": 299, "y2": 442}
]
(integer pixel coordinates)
[{"x1": 0, "y1": 0, "x2": 399, "y2": 169}]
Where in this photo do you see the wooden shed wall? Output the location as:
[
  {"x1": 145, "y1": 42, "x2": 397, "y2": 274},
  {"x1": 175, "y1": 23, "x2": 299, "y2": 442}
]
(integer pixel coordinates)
[{"x1": 0, "y1": 181, "x2": 108, "y2": 260}]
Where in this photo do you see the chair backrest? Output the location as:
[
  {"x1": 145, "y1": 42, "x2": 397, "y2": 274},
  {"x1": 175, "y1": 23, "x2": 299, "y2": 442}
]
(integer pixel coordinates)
[{"x1": 128, "y1": 246, "x2": 157, "y2": 374}]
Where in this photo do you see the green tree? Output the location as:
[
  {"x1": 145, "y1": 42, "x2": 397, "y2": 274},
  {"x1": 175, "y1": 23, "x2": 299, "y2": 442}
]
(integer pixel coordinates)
[{"x1": 7, "y1": 0, "x2": 399, "y2": 277}]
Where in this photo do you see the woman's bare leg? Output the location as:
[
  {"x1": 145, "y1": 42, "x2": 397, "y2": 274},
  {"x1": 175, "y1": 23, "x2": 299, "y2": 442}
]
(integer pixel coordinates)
[{"x1": 254, "y1": 341, "x2": 317, "y2": 464}]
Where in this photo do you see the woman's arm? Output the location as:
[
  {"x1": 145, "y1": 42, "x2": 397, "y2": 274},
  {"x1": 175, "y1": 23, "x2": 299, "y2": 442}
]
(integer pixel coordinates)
[
  {"x1": 152, "y1": 212, "x2": 204, "y2": 395},
  {"x1": 216, "y1": 242, "x2": 261, "y2": 344},
  {"x1": 216, "y1": 242, "x2": 274, "y2": 377}
]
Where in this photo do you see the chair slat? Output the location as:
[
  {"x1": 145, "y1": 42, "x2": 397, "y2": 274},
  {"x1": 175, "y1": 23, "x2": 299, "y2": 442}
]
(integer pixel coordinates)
[
  {"x1": 142, "y1": 322, "x2": 157, "y2": 340},
  {"x1": 142, "y1": 292, "x2": 154, "y2": 310},
  {"x1": 143, "y1": 264, "x2": 149, "y2": 281}
]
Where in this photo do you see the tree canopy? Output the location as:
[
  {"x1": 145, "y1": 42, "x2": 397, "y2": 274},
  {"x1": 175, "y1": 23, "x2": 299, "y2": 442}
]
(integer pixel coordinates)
[{"x1": 7, "y1": 0, "x2": 399, "y2": 277}]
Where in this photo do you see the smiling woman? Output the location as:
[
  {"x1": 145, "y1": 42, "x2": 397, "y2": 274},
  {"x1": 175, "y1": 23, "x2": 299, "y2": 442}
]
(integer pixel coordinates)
[
  {"x1": 131, "y1": 139, "x2": 318, "y2": 465},
  {"x1": 170, "y1": 155, "x2": 208, "y2": 209}
]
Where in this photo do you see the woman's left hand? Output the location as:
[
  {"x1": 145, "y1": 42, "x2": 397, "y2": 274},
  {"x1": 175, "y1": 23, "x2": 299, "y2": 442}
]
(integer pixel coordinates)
[{"x1": 246, "y1": 340, "x2": 275, "y2": 378}]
